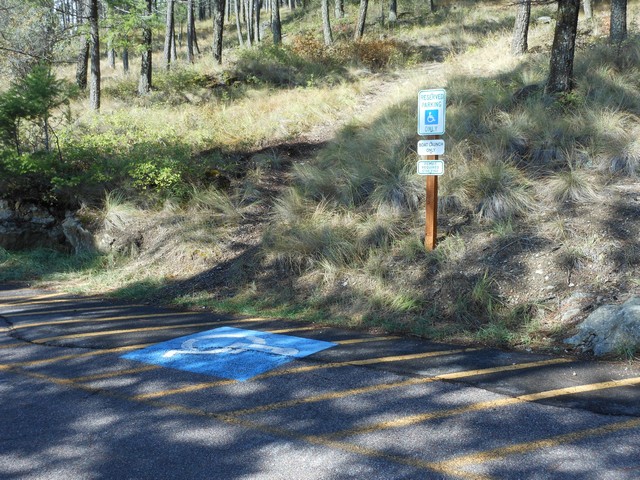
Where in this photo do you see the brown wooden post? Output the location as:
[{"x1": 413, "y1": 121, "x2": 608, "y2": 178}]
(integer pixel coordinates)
[{"x1": 424, "y1": 135, "x2": 438, "y2": 251}]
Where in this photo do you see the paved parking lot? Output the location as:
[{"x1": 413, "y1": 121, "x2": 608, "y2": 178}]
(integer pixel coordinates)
[{"x1": 2, "y1": 284, "x2": 640, "y2": 479}]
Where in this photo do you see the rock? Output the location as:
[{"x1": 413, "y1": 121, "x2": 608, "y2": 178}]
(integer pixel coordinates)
[
  {"x1": 537, "y1": 16, "x2": 552, "y2": 24},
  {"x1": 62, "y1": 215, "x2": 97, "y2": 255},
  {"x1": 564, "y1": 297, "x2": 640, "y2": 356},
  {"x1": 0, "y1": 201, "x2": 67, "y2": 251}
]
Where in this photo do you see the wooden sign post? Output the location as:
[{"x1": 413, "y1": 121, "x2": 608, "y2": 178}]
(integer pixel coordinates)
[{"x1": 417, "y1": 89, "x2": 446, "y2": 251}]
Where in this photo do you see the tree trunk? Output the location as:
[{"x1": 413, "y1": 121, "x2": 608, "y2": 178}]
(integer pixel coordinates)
[
  {"x1": 164, "y1": 0, "x2": 175, "y2": 70},
  {"x1": 187, "y1": 0, "x2": 195, "y2": 62},
  {"x1": 335, "y1": 0, "x2": 344, "y2": 18},
  {"x1": 511, "y1": 0, "x2": 530, "y2": 55},
  {"x1": 122, "y1": 48, "x2": 129, "y2": 73},
  {"x1": 321, "y1": 0, "x2": 333, "y2": 45},
  {"x1": 354, "y1": 0, "x2": 369, "y2": 40},
  {"x1": 107, "y1": 45, "x2": 116, "y2": 69},
  {"x1": 76, "y1": 0, "x2": 89, "y2": 90},
  {"x1": 546, "y1": 0, "x2": 580, "y2": 95},
  {"x1": 139, "y1": 0, "x2": 153, "y2": 95},
  {"x1": 235, "y1": 0, "x2": 244, "y2": 46},
  {"x1": 272, "y1": 0, "x2": 282, "y2": 44},
  {"x1": 610, "y1": 0, "x2": 627, "y2": 44},
  {"x1": 290, "y1": 0, "x2": 296, "y2": 10},
  {"x1": 246, "y1": 0, "x2": 254, "y2": 45},
  {"x1": 389, "y1": 0, "x2": 397, "y2": 23},
  {"x1": 89, "y1": 0, "x2": 100, "y2": 111},
  {"x1": 254, "y1": 0, "x2": 261, "y2": 42},
  {"x1": 582, "y1": 0, "x2": 592, "y2": 20},
  {"x1": 213, "y1": 0, "x2": 226, "y2": 63}
]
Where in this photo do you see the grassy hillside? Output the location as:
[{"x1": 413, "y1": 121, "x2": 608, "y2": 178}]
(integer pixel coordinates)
[{"x1": 2, "y1": 0, "x2": 640, "y2": 358}]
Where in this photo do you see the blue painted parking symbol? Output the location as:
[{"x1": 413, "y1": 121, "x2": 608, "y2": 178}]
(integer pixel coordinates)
[
  {"x1": 425, "y1": 109, "x2": 438, "y2": 125},
  {"x1": 121, "y1": 326, "x2": 336, "y2": 381}
]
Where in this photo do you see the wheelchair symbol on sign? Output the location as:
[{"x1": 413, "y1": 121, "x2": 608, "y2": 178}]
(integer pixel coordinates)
[
  {"x1": 162, "y1": 333, "x2": 299, "y2": 358},
  {"x1": 425, "y1": 110, "x2": 438, "y2": 125}
]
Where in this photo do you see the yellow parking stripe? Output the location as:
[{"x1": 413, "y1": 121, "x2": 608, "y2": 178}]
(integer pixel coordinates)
[
  {"x1": 337, "y1": 336, "x2": 400, "y2": 345},
  {"x1": 432, "y1": 417, "x2": 640, "y2": 476},
  {"x1": 0, "y1": 297, "x2": 82, "y2": 308},
  {"x1": 0, "y1": 344, "x2": 152, "y2": 369},
  {"x1": 227, "y1": 358, "x2": 570, "y2": 419},
  {"x1": 0, "y1": 366, "x2": 466, "y2": 478},
  {"x1": 4, "y1": 304, "x2": 147, "y2": 317},
  {"x1": 69, "y1": 365, "x2": 159, "y2": 382},
  {"x1": 325, "y1": 371, "x2": 640, "y2": 439},
  {"x1": 6, "y1": 358, "x2": 639, "y2": 480},
  {"x1": 0, "y1": 292, "x2": 67, "y2": 305},
  {"x1": 135, "y1": 348, "x2": 484, "y2": 400},
  {"x1": 9, "y1": 310, "x2": 202, "y2": 330}
]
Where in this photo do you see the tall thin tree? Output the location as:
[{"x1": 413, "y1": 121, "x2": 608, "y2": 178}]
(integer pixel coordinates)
[
  {"x1": 213, "y1": 0, "x2": 226, "y2": 63},
  {"x1": 321, "y1": 0, "x2": 333, "y2": 45},
  {"x1": 139, "y1": 0, "x2": 153, "y2": 95},
  {"x1": 164, "y1": 0, "x2": 175, "y2": 70},
  {"x1": 610, "y1": 0, "x2": 627, "y2": 44},
  {"x1": 76, "y1": 0, "x2": 89, "y2": 89},
  {"x1": 546, "y1": 0, "x2": 580, "y2": 94},
  {"x1": 187, "y1": 0, "x2": 195, "y2": 62},
  {"x1": 354, "y1": 0, "x2": 369, "y2": 40},
  {"x1": 89, "y1": 0, "x2": 100, "y2": 110},
  {"x1": 511, "y1": 0, "x2": 531, "y2": 55},
  {"x1": 272, "y1": 0, "x2": 282, "y2": 45}
]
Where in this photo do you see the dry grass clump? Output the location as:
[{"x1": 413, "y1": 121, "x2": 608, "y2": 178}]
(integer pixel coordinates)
[
  {"x1": 452, "y1": 160, "x2": 536, "y2": 221},
  {"x1": 544, "y1": 169, "x2": 601, "y2": 204}
]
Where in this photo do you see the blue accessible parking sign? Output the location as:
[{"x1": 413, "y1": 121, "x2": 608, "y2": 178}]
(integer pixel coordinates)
[{"x1": 121, "y1": 326, "x2": 336, "y2": 381}]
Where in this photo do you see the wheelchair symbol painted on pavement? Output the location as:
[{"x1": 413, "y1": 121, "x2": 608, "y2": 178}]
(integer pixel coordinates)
[{"x1": 162, "y1": 333, "x2": 299, "y2": 358}]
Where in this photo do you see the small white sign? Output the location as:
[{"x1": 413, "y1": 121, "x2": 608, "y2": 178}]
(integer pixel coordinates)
[
  {"x1": 417, "y1": 160, "x2": 445, "y2": 176},
  {"x1": 418, "y1": 89, "x2": 446, "y2": 136},
  {"x1": 418, "y1": 139, "x2": 445, "y2": 156}
]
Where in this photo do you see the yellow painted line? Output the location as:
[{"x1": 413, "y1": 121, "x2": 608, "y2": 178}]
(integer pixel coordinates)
[
  {"x1": 0, "y1": 343, "x2": 152, "y2": 369},
  {"x1": 1, "y1": 366, "x2": 471, "y2": 478},
  {"x1": 0, "y1": 297, "x2": 83, "y2": 308},
  {"x1": 9, "y1": 310, "x2": 202, "y2": 330},
  {"x1": 0, "y1": 292, "x2": 68, "y2": 305},
  {"x1": 326, "y1": 369, "x2": 640, "y2": 439},
  {"x1": 135, "y1": 348, "x2": 481, "y2": 400},
  {"x1": 432, "y1": 417, "x2": 640, "y2": 475},
  {"x1": 69, "y1": 365, "x2": 159, "y2": 382},
  {"x1": 228, "y1": 357, "x2": 569, "y2": 419},
  {"x1": 4, "y1": 304, "x2": 147, "y2": 318},
  {"x1": 336, "y1": 336, "x2": 400, "y2": 345},
  {"x1": 0, "y1": 341, "x2": 29, "y2": 350}
]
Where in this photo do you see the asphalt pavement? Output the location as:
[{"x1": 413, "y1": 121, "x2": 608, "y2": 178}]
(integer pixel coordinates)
[{"x1": 1, "y1": 283, "x2": 640, "y2": 479}]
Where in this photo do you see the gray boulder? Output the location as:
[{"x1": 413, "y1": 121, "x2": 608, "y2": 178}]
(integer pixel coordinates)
[{"x1": 564, "y1": 297, "x2": 640, "y2": 356}]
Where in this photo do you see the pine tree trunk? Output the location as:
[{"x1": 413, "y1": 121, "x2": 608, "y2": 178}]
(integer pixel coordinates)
[
  {"x1": 388, "y1": 0, "x2": 397, "y2": 23},
  {"x1": 76, "y1": 0, "x2": 89, "y2": 90},
  {"x1": 321, "y1": 0, "x2": 333, "y2": 45},
  {"x1": 290, "y1": 0, "x2": 296, "y2": 10},
  {"x1": 235, "y1": 0, "x2": 244, "y2": 46},
  {"x1": 583, "y1": 0, "x2": 592, "y2": 20},
  {"x1": 213, "y1": 0, "x2": 226, "y2": 63},
  {"x1": 164, "y1": 0, "x2": 175, "y2": 70},
  {"x1": 511, "y1": 0, "x2": 530, "y2": 55},
  {"x1": 246, "y1": 0, "x2": 254, "y2": 45},
  {"x1": 354, "y1": 0, "x2": 369, "y2": 40},
  {"x1": 139, "y1": 0, "x2": 153, "y2": 95},
  {"x1": 122, "y1": 48, "x2": 129, "y2": 73},
  {"x1": 89, "y1": 0, "x2": 100, "y2": 111},
  {"x1": 272, "y1": 0, "x2": 282, "y2": 45},
  {"x1": 253, "y1": 0, "x2": 262, "y2": 43},
  {"x1": 546, "y1": 0, "x2": 580, "y2": 95},
  {"x1": 335, "y1": 0, "x2": 344, "y2": 18},
  {"x1": 108, "y1": 46, "x2": 116, "y2": 69},
  {"x1": 610, "y1": 0, "x2": 627, "y2": 44},
  {"x1": 187, "y1": 0, "x2": 195, "y2": 62}
]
